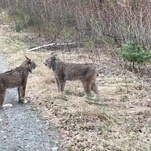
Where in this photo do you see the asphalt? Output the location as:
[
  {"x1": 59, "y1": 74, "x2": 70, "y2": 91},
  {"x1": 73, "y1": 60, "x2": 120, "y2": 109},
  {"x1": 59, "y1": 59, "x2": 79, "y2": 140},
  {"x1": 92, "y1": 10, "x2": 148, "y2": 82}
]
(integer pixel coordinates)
[{"x1": 0, "y1": 53, "x2": 61, "y2": 151}]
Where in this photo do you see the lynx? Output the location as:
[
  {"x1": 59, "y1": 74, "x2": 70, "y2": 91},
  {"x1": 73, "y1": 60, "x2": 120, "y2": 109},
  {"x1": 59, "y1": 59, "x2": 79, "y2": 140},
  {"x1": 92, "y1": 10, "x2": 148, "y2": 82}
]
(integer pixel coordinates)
[
  {"x1": 0, "y1": 57, "x2": 36, "y2": 109},
  {"x1": 44, "y1": 54, "x2": 99, "y2": 100}
]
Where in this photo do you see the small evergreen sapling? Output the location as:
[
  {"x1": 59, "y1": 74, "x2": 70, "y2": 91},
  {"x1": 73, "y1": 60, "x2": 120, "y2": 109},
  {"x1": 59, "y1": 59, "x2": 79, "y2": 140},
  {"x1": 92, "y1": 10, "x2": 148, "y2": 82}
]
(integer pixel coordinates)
[{"x1": 118, "y1": 41, "x2": 151, "y2": 69}]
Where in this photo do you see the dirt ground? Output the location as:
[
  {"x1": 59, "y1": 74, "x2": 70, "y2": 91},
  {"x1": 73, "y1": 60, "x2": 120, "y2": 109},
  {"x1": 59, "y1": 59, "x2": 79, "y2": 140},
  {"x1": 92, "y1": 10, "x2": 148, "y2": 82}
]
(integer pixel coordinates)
[{"x1": 0, "y1": 24, "x2": 151, "y2": 151}]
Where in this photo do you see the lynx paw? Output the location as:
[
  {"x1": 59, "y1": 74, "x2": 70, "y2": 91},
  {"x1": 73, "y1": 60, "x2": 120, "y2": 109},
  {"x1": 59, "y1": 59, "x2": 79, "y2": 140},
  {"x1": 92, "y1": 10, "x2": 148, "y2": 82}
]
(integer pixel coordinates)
[
  {"x1": 20, "y1": 100, "x2": 28, "y2": 104},
  {"x1": 19, "y1": 98, "x2": 28, "y2": 104},
  {"x1": 82, "y1": 95, "x2": 99, "y2": 101},
  {"x1": 82, "y1": 95, "x2": 92, "y2": 100},
  {"x1": 91, "y1": 94, "x2": 100, "y2": 101},
  {"x1": 2, "y1": 104, "x2": 13, "y2": 109},
  {"x1": 23, "y1": 99, "x2": 28, "y2": 104}
]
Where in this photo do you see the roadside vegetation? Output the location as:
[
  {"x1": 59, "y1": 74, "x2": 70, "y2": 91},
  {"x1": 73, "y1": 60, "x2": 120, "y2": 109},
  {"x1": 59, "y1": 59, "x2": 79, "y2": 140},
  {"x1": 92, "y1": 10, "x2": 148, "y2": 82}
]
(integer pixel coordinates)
[
  {"x1": 0, "y1": 0, "x2": 151, "y2": 150},
  {"x1": 1, "y1": 0, "x2": 151, "y2": 48}
]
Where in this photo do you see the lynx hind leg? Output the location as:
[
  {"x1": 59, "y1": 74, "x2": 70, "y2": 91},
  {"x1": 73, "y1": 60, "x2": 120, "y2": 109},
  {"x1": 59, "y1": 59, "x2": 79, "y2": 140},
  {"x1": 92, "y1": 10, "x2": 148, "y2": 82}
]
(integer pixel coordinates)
[
  {"x1": 0, "y1": 88, "x2": 6, "y2": 109},
  {"x1": 60, "y1": 80, "x2": 66, "y2": 92},
  {"x1": 82, "y1": 80, "x2": 92, "y2": 99},
  {"x1": 91, "y1": 82, "x2": 100, "y2": 100}
]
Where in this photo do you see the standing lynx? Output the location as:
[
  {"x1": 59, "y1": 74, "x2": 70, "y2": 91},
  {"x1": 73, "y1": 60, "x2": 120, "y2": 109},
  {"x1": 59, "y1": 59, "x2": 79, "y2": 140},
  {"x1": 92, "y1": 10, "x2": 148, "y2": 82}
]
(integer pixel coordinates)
[
  {"x1": 0, "y1": 57, "x2": 36, "y2": 109},
  {"x1": 44, "y1": 54, "x2": 99, "y2": 100}
]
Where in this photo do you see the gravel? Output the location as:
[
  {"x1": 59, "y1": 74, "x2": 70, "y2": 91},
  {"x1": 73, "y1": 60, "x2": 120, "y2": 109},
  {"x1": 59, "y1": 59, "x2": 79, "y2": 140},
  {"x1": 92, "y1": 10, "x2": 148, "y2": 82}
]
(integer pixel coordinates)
[{"x1": 0, "y1": 53, "x2": 61, "y2": 151}]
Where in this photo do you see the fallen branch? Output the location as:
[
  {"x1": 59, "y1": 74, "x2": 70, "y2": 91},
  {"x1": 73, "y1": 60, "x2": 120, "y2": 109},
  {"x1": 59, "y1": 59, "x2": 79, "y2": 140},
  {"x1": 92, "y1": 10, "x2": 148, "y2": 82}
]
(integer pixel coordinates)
[{"x1": 27, "y1": 42, "x2": 77, "y2": 51}]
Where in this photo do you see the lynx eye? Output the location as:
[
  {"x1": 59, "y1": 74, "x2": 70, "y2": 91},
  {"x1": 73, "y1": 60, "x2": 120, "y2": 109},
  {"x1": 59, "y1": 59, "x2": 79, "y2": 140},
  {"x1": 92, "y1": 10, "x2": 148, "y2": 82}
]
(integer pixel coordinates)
[
  {"x1": 44, "y1": 60, "x2": 48, "y2": 66},
  {"x1": 33, "y1": 64, "x2": 36, "y2": 69}
]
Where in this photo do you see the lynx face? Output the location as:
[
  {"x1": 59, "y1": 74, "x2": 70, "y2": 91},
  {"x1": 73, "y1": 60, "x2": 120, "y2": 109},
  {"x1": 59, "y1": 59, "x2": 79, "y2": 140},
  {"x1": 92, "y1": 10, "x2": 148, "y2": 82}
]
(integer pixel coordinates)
[
  {"x1": 28, "y1": 61, "x2": 36, "y2": 73},
  {"x1": 22, "y1": 58, "x2": 37, "y2": 73},
  {"x1": 44, "y1": 56, "x2": 56, "y2": 70}
]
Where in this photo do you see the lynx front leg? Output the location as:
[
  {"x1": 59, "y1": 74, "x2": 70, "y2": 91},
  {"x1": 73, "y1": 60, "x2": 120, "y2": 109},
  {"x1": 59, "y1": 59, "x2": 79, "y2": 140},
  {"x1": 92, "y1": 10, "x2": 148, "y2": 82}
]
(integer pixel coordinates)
[
  {"x1": 60, "y1": 80, "x2": 66, "y2": 92},
  {"x1": 18, "y1": 78, "x2": 28, "y2": 104},
  {"x1": 55, "y1": 78, "x2": 61, "y2": 93},
  {"x1": 18, "y1": 86, "x2": 27, "y2": 104},
  {"x1": 0, "y1": 88, "x2": 12, "y2": 109}
]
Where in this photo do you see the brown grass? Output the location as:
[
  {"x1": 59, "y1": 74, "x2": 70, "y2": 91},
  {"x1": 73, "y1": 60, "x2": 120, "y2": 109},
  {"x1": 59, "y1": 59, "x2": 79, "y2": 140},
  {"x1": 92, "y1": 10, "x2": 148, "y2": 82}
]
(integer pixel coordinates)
[{"x1": 0, "y1": 25, "x2": 151, "y2": 151}]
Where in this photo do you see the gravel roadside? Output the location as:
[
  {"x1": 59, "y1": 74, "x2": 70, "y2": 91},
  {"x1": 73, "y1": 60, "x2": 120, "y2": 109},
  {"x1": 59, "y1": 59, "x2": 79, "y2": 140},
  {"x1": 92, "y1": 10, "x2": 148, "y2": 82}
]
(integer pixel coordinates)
[{"x1": 0, "y1": 53, "x2": 61, "y2": 151}]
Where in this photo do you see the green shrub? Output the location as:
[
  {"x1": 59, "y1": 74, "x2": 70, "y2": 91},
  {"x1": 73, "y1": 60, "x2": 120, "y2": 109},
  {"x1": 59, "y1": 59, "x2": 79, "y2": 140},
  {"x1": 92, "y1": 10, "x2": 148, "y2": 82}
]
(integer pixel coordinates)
[
  {"x1": 83, "y1": 36, "x2": 95, "y2": 49},
  {"x1": 118, "y1": 41, "x2": 151, "y2": 68},
  {"x1": 15, "y1": 22, "x2": 23, "y2": 32},
  {"x1": 63, "y1": 11, "x2": 76, "y2": 26}
]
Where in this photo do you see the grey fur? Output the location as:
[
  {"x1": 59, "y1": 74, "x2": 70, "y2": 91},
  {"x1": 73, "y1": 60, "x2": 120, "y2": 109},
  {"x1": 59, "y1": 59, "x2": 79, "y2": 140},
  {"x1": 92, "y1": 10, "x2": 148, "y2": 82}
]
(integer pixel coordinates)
[{"x1": 44, "y1": 55, "x2": 99, "y2": 99}]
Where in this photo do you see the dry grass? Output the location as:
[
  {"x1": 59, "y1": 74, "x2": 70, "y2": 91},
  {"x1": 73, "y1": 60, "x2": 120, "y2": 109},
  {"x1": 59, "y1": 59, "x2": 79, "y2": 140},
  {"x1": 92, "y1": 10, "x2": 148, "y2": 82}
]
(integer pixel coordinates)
[{"x1": 0, "y1": 25, "x2": 151, "y2": 151}]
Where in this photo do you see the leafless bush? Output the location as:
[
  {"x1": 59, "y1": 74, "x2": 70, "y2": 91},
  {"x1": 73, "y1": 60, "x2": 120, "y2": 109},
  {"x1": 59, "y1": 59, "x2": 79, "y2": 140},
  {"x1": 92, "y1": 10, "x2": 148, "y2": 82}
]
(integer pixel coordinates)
[{"x1": 0, "y1": 0, "x2": 151, "y2": 48}]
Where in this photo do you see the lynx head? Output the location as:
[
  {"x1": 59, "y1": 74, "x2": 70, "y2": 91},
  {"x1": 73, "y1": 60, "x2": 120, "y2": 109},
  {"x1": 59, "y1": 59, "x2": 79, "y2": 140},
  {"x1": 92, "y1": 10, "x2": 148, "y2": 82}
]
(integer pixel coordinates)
[
  {"x1": 21, "y1": 56, "x2": 36, "y2": 73},
  {"x1": 44, "y1": 53, "x2": 59, "y2": 69}
]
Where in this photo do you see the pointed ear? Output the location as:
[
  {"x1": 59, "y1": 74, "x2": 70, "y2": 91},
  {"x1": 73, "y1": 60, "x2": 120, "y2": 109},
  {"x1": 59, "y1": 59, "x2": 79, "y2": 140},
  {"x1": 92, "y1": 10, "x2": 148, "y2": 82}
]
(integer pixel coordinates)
[
  {"x1": 50, "y1": 52, "x2": 56, "y2": 61},
  {"x1": 25, "y1": 56, "x2": 31, "y2": 63},
  {"x1": 25, "y1": 56, "x2": 30, "y2": 60},
  {"x1": 51, "y1": 56, "x2": 56, "y2": 61},
  {"x1": 50, "y1": 52, "x2": 55, "y2": 58}
]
